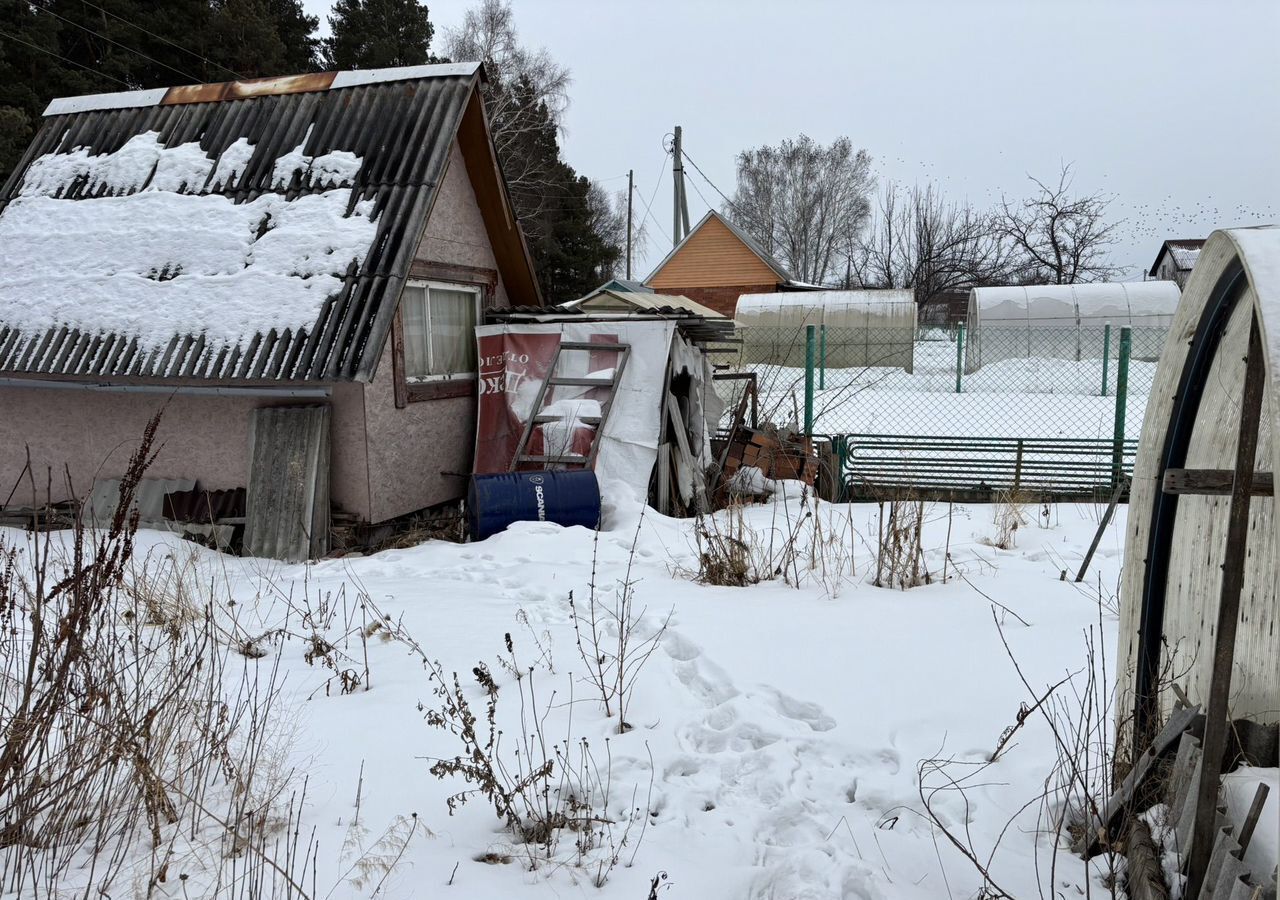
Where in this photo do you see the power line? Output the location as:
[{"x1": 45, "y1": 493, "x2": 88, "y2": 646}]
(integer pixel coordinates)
[
  {"x1": 679, "y1": 147, "x2": 742, "y2": 219},
  {"x1": 75, "y1": 0, "x2": 245, "y2": 81},
  {"x1": 33, "y1": 3, "x2": 204, "y2": 84},
  {"x1": 637, "y1": 147, "x2": 671, "y2": 248},
  {"x1": 0, "y1": 26, "x2": 130, "y2": 87}
]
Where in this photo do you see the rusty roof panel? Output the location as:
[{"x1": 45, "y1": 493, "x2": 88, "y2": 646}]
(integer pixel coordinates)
[{"x1": 161, "y1": 72, "x2": 337, "y2": 106}]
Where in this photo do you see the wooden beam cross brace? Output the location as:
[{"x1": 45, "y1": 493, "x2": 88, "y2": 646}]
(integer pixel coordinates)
[
  {"x1": 1162, "y1": 468, "x2": 1273, "y2": 496},
  {"x1": 1185, "y1": 313, "x2": 1267, "y2": 898}
]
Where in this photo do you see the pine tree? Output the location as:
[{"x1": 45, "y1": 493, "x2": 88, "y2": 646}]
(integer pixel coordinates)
[
  {"x1": 0, "y1": 0, "x2": 323, "y2": 187},
  {"x1": 208, "y1": 0, "x2": 321, "y2": 79},
  {"x1": 322, "y1": 0, "x2": 436, "y2": 70}
]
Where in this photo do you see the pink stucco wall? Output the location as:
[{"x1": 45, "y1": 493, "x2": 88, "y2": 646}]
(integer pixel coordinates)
[
  {"x1": 359, "y1": 138, "x2": 507, "y2": 522},
  {"x1": 0, "y1": 380, "x2": 369, "y2": 516}
]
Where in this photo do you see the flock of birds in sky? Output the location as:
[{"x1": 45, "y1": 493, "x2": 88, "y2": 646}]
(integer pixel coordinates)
[{"x1": 871, "y1": 151, "x2": 1278, "y2": 274}]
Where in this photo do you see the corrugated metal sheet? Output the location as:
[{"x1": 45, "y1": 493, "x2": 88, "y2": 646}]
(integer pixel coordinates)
[
  {"x1": 163, "y1": 487, "x2": 246, "y2": 523},
  {"x1": 0, "y1": 72, "x2": 478, "y2": 382},
  {"x1": 243, "y1": 405, "x2": 329, "y2": 561},
  {"x1": 86, "y1": 476, "x2": 196, "y2": 528}
]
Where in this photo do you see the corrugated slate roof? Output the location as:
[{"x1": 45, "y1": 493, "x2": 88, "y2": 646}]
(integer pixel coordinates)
[
  {"x1": 1148, "y1": 238, "x2": 1206, "y2": 277},
  {"x1": 0, "y1": 64, "x2": 509, "y2": 382}
]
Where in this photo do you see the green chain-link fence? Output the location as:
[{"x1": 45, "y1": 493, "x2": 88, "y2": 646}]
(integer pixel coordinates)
[{"x1": 719, "y1": 322, "x2": 1171, "y2": 497}]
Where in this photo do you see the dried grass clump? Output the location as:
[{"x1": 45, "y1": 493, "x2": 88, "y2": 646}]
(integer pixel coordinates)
[
  {"x1": 873, "y1": 495, "x2": 931, "y2": 589},
  {"x1": 0, "y1": 417, "x2": 307, "y2": 898}
]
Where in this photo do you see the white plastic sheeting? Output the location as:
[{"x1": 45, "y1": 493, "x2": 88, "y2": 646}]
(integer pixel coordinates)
[
  {"x1": 965, "y1": 281, "x2": 1180, "y2": 372},
  {"x1": 735, "y1": 289, "x2": 916, "y2": 370}
]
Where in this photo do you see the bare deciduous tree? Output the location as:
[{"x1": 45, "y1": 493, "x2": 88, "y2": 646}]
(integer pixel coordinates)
[
  {"x1": 850, "y1": 182, "x2": 1019, "y2": 303},
  {"x1": 443, "y1": 0, "x2": 571, "y2": 240},
  {"x1": 997, "y1": 164, "x2": 1123, "y2": 284},
  {"x1": 726, "y1": 135, "x2": 875, "y2": 286},
  {"x1": 583, "y1": 182, "x2": 649, "y2": 279}
]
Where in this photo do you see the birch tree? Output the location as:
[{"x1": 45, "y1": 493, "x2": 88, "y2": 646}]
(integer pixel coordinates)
[{"x1": 726, "y1": 135, "x2": 874, "y2": 286}]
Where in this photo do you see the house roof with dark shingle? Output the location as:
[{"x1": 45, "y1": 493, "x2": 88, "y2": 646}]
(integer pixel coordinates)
[{"x1": 0, "y1": 63, "x2": 539, "y2": 382}]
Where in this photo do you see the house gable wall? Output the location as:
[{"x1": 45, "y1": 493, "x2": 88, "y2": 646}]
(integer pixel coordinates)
[
  {"x1": 360, "y1": 138, "x2": 506, "y2": 523},
  {"x1": 648, "y1": 216, "x2": 782, "y2": 291}
]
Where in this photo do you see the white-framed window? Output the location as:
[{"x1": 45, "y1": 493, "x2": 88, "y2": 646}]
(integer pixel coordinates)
[{"x1": 401, "y1": 280, "x2": 482, "y2": 381}]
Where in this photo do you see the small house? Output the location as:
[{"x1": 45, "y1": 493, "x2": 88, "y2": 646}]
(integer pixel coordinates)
[
  {"x1": 1148, "y1": 238, "x2": 1206, "y2": 288},
  {"x1": 644, "y1": 209, "x2": 818, "y2": 317},
  {"x1": 0, "y1": 63, "x2": 541, "y2": 558}
]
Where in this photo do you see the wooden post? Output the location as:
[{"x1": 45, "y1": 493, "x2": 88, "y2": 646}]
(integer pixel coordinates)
[
  {"x1": 955, "y1": 323, "x2": 966, "y2": 393},
  {"x1": 626, "y1": 168, "x2": 633, "y2": 280},
  {"x1": 1185, "y1": 314, "x2": 1266, "y2": 898}
]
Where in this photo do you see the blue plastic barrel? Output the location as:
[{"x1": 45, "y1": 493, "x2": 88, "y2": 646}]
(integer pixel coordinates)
[{"x1": 466, "y1": 470, "x2": 601, "y2": 541}]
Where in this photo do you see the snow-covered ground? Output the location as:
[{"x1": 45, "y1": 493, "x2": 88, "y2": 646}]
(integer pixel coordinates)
[{"x1": 1, "y1": 485, "x2": 1132, "y2": 899}]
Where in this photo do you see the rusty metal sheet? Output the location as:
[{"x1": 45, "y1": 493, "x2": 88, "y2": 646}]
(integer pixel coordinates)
[{"x1": 161, "y1": 72, "x2": 336, "y2": 106}]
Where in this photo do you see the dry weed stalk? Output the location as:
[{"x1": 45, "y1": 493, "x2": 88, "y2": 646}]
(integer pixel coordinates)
[
  {"x1": 0, "y1": 416, "x2": 311, "y2": 898},
  {"x1": 570, "y1": 516, "x2": 672, "y2": 728},
  {"x1": 689, "y1": 488, "x2": 858, "y2": 595},
  {"x1": 873, "y1": 494, "x2": 931, "y2": 589},
  {"x1": 917, "y1": 590, "x2": 1192, "y2": 898},
  {"x1": 986, "y1": 489, "x2": 1031, "y2": 551}
]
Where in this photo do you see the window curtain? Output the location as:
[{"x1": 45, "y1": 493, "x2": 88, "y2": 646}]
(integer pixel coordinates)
[
  {"x1": 401, "y1": 284, "x2": 430, "y2": 378},
  {"x1": 428, "y1": 287, "x2": 477, "y2": 376}
]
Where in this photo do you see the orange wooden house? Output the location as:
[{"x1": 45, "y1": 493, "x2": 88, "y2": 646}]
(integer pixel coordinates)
[{"x1": 644, "y1": 210, "x2": 818, "y2": 318}]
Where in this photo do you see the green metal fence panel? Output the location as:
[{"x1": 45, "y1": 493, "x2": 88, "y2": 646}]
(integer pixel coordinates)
[
  {"x1": 804, "y1": 324, "x2": 816, "y2": 437},
  {"x1": 720, "y1": 322, "x2": 1171, "y2": 496}
]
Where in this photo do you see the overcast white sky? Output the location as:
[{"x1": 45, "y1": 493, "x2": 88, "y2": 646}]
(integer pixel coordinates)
[{"x1": 304, "y1": 0, "x2": 1280, "y2": 278}]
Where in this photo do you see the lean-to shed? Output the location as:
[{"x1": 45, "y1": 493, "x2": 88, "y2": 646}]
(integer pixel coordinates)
[
  {"x1": 964, "y1": 281, "x2": 1179, "y2": 372},
  {"x1": 1116, "y1": 226, "x2": 1280, "y2": 740},
  {"x1": 0, "y1": 63, "x2": 541, "y2": 559},
  {"x1": 734, "y1": 289, "x2": 916, "y2": 370}
]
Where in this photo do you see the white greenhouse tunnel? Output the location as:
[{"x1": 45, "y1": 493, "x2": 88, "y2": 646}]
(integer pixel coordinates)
[
  {"x1": 964, "y1": 281, "x2": 1181, "y2": 373},
  {"x1": 735, "y1": 289, "x2": 917, "y2": 370}
]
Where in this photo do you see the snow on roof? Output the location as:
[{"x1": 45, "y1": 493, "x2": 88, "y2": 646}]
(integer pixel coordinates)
[
  {"x1": 969, "y1": 281, "x2": 1181, "y2": 324},
  {"x1": 43, "y1": 63, "x2": 482, "y2": 116},
  {"x1": 1168, "y1": 244, "x2": 1202, "y2": 270},
  {"x1": 0, "y1": 131, "x2": 377, "y2": 356},
  {"x1": 736, "y1": 289, "x2": 915, "y2": 313},
  {"x1": 1147, "y1": 238, "x2": 1206, "y2": 276},
  {"x1": 1, "y1": 67, "x2": 494, "y2": 382},
  {"x1": 569, "y1": 290, "x2": 725, "y2": 318}
]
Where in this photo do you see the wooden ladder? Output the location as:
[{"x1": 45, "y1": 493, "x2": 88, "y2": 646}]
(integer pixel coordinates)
[{"x1": 508, "y1": 340, "x2": 631, "y2": 470}]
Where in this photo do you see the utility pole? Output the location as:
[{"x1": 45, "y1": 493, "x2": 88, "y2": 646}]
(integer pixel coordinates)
[
  {"x1": 672, "y1": 125, "x2": 691, "y2": 247},
  {"x1": 626, "y1": 168, "x2": 633, "y2": 280}
]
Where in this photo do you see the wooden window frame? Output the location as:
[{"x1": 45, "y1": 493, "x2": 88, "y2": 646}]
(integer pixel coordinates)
[{"x1": 392, "y1": 261, "x2": 498, "y2": 406}]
